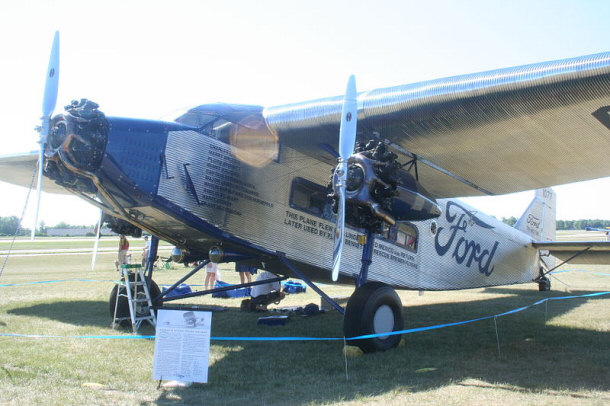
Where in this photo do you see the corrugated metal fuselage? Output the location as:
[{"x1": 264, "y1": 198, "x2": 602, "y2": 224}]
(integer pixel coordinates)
[{"x1": 93, "y1": 120, "x2": 540, "y2": 290}]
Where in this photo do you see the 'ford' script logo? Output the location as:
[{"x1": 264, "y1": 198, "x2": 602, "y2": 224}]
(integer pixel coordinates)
[
  {"x1": 526, "y1": 214, "x2": 540, "y2": 229},
  {"x1": 434, "y1": 202, "x2": 499, "y2": 276}
]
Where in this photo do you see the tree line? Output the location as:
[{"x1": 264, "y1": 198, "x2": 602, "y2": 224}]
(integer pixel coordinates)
[
  {"x1": 0, "y1": 216, "x2": 29, "y2": 236},
  {"x1": 0, "y1": 217, "x2": 97, "y2": 236},
  {"x1": 555, "y1": 219, "x2": 610, "y2": 230},
  {"x1": 500, "y1": 216, "x2": 610, "y2": 230}
]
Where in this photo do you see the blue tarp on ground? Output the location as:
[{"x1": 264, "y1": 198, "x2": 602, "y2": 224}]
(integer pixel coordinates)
[
  {"x1": 212, "y1": 281, "x2": 251, "y2": 298},
  {"x1": 162, "y1": 284, "x2": 192, "y2": 298}
]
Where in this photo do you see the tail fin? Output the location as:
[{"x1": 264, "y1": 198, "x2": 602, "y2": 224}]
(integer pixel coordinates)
[{"x1": 514, "y1": 188, "x2": 556, "y2": 241}]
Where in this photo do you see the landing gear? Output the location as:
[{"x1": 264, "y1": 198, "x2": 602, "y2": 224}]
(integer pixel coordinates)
[
  {"x1": 538, "y1": 275, "x2": 551, "y2": 291},
  {"x1": 109, "y1": 277, "x2": 161, "y2": 327},
  {"x1": 344, "y1": 282, "x2": 404, "y2": 353}
]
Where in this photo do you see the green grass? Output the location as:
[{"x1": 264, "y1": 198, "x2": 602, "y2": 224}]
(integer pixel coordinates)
[
  {"x1": 0, "y1": 238, "x2": 608, "y2": 405},
  {"x1": 0, "y1": 236, "x2": 174, "y2": 253}
]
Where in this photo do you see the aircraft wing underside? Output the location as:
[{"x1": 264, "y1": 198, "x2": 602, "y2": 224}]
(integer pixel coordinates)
[
  {"x1": 0, "y1": 152, "x2": 72, "y2": 195},
  {"x1": 534, "y1": 241, "x2": 610, "y2": 264},
  {"x1": 264, "y1": 52, "x2": 610, "y2": 199}
]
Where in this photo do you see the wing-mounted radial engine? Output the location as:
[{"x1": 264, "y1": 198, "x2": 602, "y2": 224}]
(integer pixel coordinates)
[
  {"x1": 327, "y1": 76, "x2": 441, "y2": 284},
  {"x1": 327, "y1": 138, "x2": 441, "y2": 234},
  {"x1": 102, "y1": 213, "x2": 142, "y2": 238}
]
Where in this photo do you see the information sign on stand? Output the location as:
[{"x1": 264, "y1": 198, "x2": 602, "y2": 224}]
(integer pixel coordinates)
[{"x1": 152, "y1": 309, "x2": 212, "y2": 383}]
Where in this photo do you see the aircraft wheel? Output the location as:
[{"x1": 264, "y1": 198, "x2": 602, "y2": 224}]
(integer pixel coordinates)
[
  {"x1": 109, "y1": 277, "x2": 161, "y2": 326},
  {"x1": 538, "y1": 276, "x2": 551, "y2": 291},
  {"x1": 343, "y1": 282, "x2": 403, "y2": 353}
]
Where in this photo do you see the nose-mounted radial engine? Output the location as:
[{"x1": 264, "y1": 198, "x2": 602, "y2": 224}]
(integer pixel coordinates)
[{"x1": 44, "y1": 99, "x2": 108, "y2": 194}]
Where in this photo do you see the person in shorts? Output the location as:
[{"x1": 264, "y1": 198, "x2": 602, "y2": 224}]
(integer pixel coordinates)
[{"x1": 234, "y1": 262, "x2": 257, "y2": 284}]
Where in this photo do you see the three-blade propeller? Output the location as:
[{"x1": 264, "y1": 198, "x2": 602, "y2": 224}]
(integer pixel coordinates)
[
  {"x1": 331, "y1": 75, "x2": 357, "y2": 282},
  {"x1": 31, "y1": 31, "x2": 60, "y2": 240}
]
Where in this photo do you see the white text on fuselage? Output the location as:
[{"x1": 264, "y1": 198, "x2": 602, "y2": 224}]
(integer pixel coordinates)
[{"x1": 434, "y1": 202, "x2": 499, "y2": 276}]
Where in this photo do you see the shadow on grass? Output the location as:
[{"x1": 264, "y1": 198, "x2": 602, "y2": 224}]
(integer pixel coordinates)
[
  {"x1": 4, "y1": 289, "x2": 607, "y2": 404},
  {"x1": 7, "y1": 300, "x2": 111, "y2": 328},
  {"x1": 149, "y1": 288, "x2": 608, "y2": 405}
]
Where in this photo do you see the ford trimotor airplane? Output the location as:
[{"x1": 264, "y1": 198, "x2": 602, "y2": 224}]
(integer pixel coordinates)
[{"x1": 2, "y1": 32, "x2": 610, "y2": 352}]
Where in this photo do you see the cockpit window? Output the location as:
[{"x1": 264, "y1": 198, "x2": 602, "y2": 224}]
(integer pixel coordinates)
[
  {"x1": 174, "y1": 104, "x2": 279, "y2": 167},
  {"x1": 384, "y1": 222, "x2": 418, "y2": 252},
  {"x1": 290, "y1": 178, "x2": 334, "y2": 221}
]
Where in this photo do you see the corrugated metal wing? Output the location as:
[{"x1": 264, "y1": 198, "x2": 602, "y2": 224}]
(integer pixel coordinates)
[{"x1": 264, "y1": 52, "x2": 610, "y2": 198}]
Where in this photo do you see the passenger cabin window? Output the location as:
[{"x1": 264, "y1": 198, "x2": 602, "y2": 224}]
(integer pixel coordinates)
[
  {"x1": 385, "y1": 222, "x2": 418, "y2": 253},
  {"x1": 290, "y1": 178, "x2": 334, "y2": 220}
]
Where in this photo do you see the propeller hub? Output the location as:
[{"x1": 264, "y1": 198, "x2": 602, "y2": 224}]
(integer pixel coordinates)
[
  {"x1": 346, "y1": 164, "x2": 364, "y2": 192},
  {"x1": 48, "y1": 115, "x2": 67, "y2": 149}
]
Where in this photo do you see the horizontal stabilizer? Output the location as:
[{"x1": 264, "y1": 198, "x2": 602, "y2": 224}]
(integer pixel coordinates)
[
  {"x1": 0, "y1": 152, "x2": 71, "y2": 195},
  {"x1": 533, "y1": 241, "x2": 610, "y2": 264}
]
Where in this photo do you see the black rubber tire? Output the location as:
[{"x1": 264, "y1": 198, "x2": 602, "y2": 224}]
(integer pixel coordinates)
[
  {"x1": 343, "y1": 282, "x2": 404, "y2": 353},
  {"x1": 109, "y1": 277, "x2": 161, "y2": 327},
  {"x1": 538, "y1": 276, "x2": 551, "y2": 291}
]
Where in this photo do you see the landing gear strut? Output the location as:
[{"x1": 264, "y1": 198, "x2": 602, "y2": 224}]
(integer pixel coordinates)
[{"x1": 344, "y1": 231, "x2": 404, "y2": 352}]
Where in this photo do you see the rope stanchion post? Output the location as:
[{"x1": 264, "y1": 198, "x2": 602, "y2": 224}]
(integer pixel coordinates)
[
  {"x1": 343, "y1": 336, "x2": 349, "y2": 382},
  {"x1": 493, "y1": 316, "x2": 501, "y2": 358}
]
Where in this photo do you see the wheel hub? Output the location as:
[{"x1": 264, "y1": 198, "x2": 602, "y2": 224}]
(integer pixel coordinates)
[{"x1": 373, "y1": 304, "x2": 394, "y2": 340}]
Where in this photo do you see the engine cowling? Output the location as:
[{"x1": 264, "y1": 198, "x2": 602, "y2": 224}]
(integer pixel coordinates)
[{"x1": 44, "y1": 99, "x2": 108, "y2": 194}]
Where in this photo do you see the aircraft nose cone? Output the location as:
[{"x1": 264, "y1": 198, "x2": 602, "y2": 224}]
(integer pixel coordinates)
[
  {"x1": 346, "y1": 164, "x2": 364, "y2": 192},
  {"x1": 48, "y1": 115, "x2": 67, "y2": 149}
]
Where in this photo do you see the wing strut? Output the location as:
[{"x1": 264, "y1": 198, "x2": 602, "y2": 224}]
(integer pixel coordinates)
[
  {"x1": 386, "y1": 141, "x2": 495, "y2": 196},
  {"x1": 539, "y1": 246, "x2": 593, "y2": 277}
]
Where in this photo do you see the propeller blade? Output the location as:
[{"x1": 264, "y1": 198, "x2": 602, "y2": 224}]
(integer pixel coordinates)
[
  {"x1": 42, "y1": 31, "x2": 60, "y2": 118},
  {"x1": 31, "y1": 31, "x2": 60, "y2": 241},
  {"x1": 331, "y1": 181, "x2": 346, "y2": 281},
  {"x1": 91, "y1": 209, "x2": 103, "y2": 271},
  {"x1": 331, "y1": 75, "x2": 358, "y2": 281},
  {"x1": 338, "y1": 74, "x2": 357, "y2": 159}
]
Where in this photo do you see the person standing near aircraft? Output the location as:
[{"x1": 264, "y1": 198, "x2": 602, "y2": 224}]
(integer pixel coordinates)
[
  {"x1": 205, "y1": 261, "x2": 220, "y2": 290},
  {"x1": 116, "y1": 234, "x2": 129, "y2": 270},
  {"x1": 234, "y1": 262, "x2": 255, "y2": 284},
  {"x1": 141, "y1": 235, "x2": 151, "y2": 267}
]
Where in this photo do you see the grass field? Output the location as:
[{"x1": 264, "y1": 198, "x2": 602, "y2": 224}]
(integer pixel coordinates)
[{"x1": 0, "y1": 234, "x2": 608, "y2": 405}]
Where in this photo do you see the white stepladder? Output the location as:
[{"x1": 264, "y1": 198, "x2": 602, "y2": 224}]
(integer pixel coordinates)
[{"x1": 113, "y1": 264, "x2": 157, "y2": 333}]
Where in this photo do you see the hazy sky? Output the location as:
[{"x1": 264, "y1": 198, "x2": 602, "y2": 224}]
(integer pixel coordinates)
[{"x1": 1, "y1": 0, "x2": 609, "y2": 227}]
